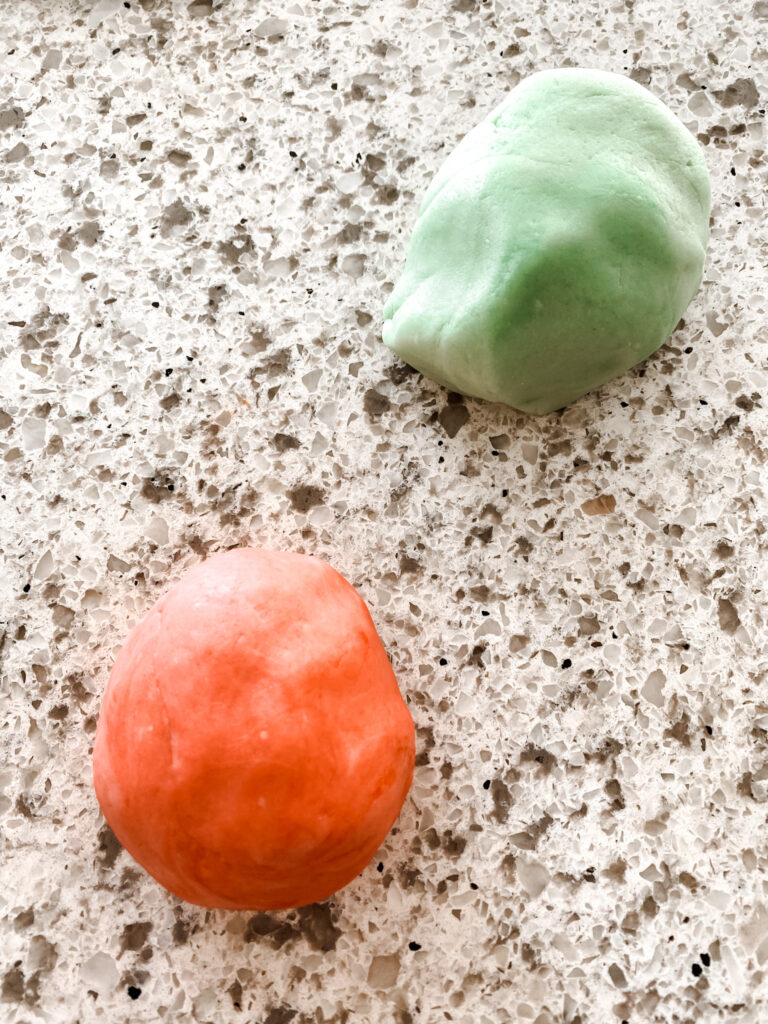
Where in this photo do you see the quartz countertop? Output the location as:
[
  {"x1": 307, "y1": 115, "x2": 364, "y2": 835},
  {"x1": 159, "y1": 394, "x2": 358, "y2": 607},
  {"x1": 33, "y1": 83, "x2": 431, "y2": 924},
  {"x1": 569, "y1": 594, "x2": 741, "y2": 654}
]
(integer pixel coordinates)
[{"x1": 1, "y1": 1, "x2": 767, "y2": 1022}]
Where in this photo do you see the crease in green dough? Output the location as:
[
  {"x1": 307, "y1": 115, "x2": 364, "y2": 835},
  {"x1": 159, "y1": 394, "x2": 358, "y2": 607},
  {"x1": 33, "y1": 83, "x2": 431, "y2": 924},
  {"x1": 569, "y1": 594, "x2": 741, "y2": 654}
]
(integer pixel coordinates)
[{"x1": 383, "y1": 68, "x2": 711, "y2": 415}]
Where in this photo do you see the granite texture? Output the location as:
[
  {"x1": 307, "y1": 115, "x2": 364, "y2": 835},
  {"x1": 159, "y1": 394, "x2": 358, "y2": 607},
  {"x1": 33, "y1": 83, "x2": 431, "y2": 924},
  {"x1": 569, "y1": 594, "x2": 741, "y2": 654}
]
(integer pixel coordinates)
[{"x1": 1, "y1": 1, "x2": 767, "y2": 1022}]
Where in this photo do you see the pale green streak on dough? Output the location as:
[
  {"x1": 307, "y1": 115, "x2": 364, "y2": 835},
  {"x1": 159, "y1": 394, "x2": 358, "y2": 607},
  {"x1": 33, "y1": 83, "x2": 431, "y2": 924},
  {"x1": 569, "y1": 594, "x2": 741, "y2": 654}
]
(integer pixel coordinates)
[{"x1": 383, "y1": 68, "x2": 711, "y2": 415}]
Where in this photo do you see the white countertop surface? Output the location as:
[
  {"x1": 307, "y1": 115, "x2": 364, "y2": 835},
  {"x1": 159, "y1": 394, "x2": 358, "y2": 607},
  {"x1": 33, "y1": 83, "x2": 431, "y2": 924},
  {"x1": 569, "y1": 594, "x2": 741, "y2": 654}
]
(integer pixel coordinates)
[{"x1": 1, "y1": 0, "x2": 767, "y2": 1021}]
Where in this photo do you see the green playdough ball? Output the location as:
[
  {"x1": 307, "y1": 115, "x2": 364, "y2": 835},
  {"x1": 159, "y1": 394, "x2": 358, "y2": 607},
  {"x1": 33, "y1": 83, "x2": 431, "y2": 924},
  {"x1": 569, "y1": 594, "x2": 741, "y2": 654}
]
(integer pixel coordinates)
[{"x1": 383, "y1": 68, "x2": 711, "y2": 415}]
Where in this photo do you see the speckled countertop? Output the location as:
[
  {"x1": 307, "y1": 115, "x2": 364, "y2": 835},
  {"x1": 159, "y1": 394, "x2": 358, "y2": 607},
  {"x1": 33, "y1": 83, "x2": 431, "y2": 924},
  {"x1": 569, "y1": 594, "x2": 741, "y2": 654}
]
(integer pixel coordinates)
[{"x1": 1, "y1": 1, "x2": 767, "y2": 1022}]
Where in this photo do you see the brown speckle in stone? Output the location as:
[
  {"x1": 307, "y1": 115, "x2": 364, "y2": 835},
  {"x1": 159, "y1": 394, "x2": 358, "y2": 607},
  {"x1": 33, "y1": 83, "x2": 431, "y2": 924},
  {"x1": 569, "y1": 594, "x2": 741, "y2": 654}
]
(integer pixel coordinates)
[
  {"x1": 717, "y1": 597, "x2": 740, "y2": 634},
  {"x1": 120, "y1": 922, "x2": 153, "y2": 954},
  {"x1": 386, "y1": 361, "x2": 418, "y2": 385},
  {"x1": 490, "y1": 779, "x2": 511, "y2": 823},
  {"x1": 167, "y1": 149, "x2": 192, "y2": 166},
  {"x1": 715, "y1": 540, "x2": 734, "y2": 559},
  {"x1": 207, "y1": 284, "x2": 227, "y2": 310},
  {"x1": 642, "y1": 894, "x2": 659, "y2": 918},
  {"x1": 605, "y1": 778, "x2": 625, "y2": 811},
  {"x1": 578, "y1": 614, "x2": 600, "y2": 636},
  {"x1": 603, "y1": 859, "x2": 627, "y2": 882},
  {"x1": 273, "y1": 433, "x2": 301, "y2": 452},
  {"x1": 28, "y1": 936, "x2": 57, "y2": 974},
  {"x1": 172, "y1": 916, "x2": 190, "y2": 945},
  {"x1": 288, "y1": 485, "x2": 325, "y2": 512},
  {"x1": 228, "y1": 978, "x2": 242, "y2": 1009},
  {"x1": 414, "y1": 725, "x2": 434, "y2": 767},
  {"x1": 100, "y1": 157, "x2": 118, "y2": 179},
  {"x1": 218, "y1": 234, "x2": 254, "y2": 266},
  {"x1": 586, "y1": 738, "x2": 623, "y2": 764},
  {"x1": 665, "y1": 713, "x2": 692, "y2": 747},
  {"x1": 297, "y1": 902, "x2": 341, "y2": 952},
  {"x1": 160, "y1": 200, "x2": 193, "y2": 236},
  {"x1": 264, "y1": 1008, "x2": 298, "y2": 1024},
  {"x1": 581, "y1": 494, "x2": 616, "y2": 515},
  {"x1": 715, "y1": 77, "x2": 760, "y2": 107},
  {"x1": 363, "y1": 388, "x2": 391, "y2": 419},
  {"x1": 77, "y1": 221, "x2": 101, "y2": 246},
  {"x1": 5, "y1": 141, "x2": 29, "y2": 163},
  {"x1": 399, "y1": 553, "x2": 421, "y2": 574},
  {"x1": 519, "y1": 743, "x2": 557, "y2": 774},
  {"x1": 0, "y1": 106, "x2": 25, "y2": 131},
  {"x1": 438, "y1": 404, "x2": 469, "y2": 438},
  {"x1": 13, "y1": 909, "x2": 34, "y2": 931},
  {"x1": 441, "y1": 830, "x2": 466, "y2": 857},
  {"x1": 97, "y1": 823, "x2": 122, "y2": 869},
  {"x1": 1, "y1": 964, "x2": 25, "y2": 1002},
  {"x1": 243, "y1": 914, "x2": 293, "y2": 948}
]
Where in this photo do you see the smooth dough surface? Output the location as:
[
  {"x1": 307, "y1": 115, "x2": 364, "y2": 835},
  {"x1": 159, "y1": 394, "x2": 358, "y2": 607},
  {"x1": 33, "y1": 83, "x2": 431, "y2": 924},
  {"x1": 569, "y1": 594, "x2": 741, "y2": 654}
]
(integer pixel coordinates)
[
  {"x1": 383, "y1": 68, "x2": 711, "y2": 414},
  {"x1": 92, "y1": 547, "x2": 415, "y2": 910}
]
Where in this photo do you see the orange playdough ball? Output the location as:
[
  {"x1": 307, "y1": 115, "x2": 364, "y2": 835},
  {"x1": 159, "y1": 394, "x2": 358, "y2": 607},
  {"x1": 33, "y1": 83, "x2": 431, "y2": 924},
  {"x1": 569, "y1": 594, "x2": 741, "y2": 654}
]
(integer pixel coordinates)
[{"x1": 93, "y1": 547, "x2": 415, "y2": 910}]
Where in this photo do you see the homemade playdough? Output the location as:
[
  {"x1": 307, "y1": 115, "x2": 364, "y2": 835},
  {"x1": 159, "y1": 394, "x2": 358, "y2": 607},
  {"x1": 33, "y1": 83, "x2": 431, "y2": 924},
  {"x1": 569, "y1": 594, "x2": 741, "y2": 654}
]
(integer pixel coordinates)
[
  {"x1": 383, "y1": 68, "x2": 711, "y2": 414},
  {"x1": 92, "y1": 548, "x2": 415, "y2": 910}
]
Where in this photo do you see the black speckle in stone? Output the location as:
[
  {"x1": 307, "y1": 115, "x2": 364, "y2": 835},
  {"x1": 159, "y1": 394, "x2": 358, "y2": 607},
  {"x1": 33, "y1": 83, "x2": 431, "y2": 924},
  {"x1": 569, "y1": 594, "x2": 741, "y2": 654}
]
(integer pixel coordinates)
[
  {"x1": 151, "y1": 301, "x2": 159, "y2": 308},
  {"x1": 127, "y1": 986, "x2": 141, "y2": 1000},
  {"x1": 377, "y1": 862, "x2": 384, "y2": 872},
  {"x1": 164, "y1": 367, "x2": 172, "y2": 376},
  {"x1": 620, "y1": 401, "x2": 629, "y2": 407},
  {"x1": 701, "y1": 952, "x2": 711, "y2": 966},
  {"x1": 439, "y1": 658, "x2": 447, "y2": 666},
  {"x1": 502, "y1": 489, "x2": 508, "y2": 497},
  {"x1": 238, "y1": 163, "x2": 246, "y2": 171},
  {"x1": 561, "y1": 659, "x2": 572, "y2": 669},
  {"x1": 289, "y1": 150, "x2": 297, "y2": 157},
  {"x1": 692, "y1": 963, "x2": 702, "y2": 977},
  {"x1": 408, "y1": 941, "x2": 421, "y2": 951},
  {"x1": 23, "y1": 584, "x2": 30, "y2": 593},
  {"x1": 482, "y1": 780, "x2": 491, "y2": 790},
  {"x1": 705, "y1": 725, "x2": 713, "y2": 736},
  {"x1": 469, "y1": 882, "x2": 478, "y2": 890}
]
